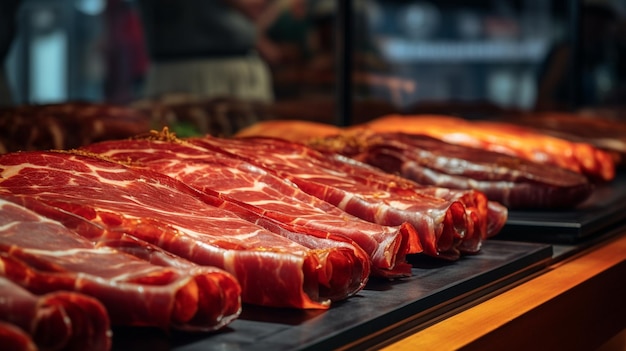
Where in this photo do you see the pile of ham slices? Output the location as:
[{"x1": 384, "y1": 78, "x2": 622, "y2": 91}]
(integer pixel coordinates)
[
  {"x1": 239, "y1": 114, "x2": 620, "y2": 209},
  {"x1": 0, "y1": 102, "x2": 151, "y2": 154},
  {"x1": 0, "y1": 126, "x2": 510, "y2": 350},
  {"x1": 1, "y1": 110, "x2": 617, "y2": 350}
]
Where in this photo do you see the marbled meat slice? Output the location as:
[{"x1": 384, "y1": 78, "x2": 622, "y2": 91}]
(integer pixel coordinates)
[
  {"x1": 24, "y1": 191, "x2": 368, "y2": 299},
  {"x1": 0, "y1": 151, "x2": 348, "y2": 309},
  {"x1": 0, "y1": 276, "x2": 111, "y2": 351},
  {"x1": 189, "y1": 136, "x2": 506, "y2": 260},
  {"x1": 83, "y1": 136, "x2": 411, "y2": 278},
  {"x1": 305, "y1": 146, "x2": 508, "y2": 255},
  {"x1": 0, "y1": 197, "x2": 241, "y2": 331},
  {"x1": 355, "y1": 115, "x2": 615, "y2": 182},
  {"x1": 312, "y1": 131, "x2": 593, "y2": 209}
]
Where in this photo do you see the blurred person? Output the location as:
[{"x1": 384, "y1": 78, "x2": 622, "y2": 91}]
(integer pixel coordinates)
[
  {"x1": 136, "y1": 0, "x2": 274, "y2": 103},
  {"x1": 603, "y1": 13, "x2": 626, "y2": 107},
  {"x1": 535, "y1": 3, "x2": 622, "y2": 111},
  {"x1": 103, "y1": 0, "x2": 149, "y2": 104},
  {"x1": 256, "y1": 0, "x2": 312, "y2": 68}
]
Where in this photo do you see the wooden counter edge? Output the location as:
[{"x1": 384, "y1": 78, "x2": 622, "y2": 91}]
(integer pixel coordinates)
[{"x1": 379, "y1": 232, "x2": 626, "y2": 351}]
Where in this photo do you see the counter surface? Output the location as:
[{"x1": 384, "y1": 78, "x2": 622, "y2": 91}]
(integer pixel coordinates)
[{"x1": 378, "y1": 230, "x2": 626, "y2": 351}]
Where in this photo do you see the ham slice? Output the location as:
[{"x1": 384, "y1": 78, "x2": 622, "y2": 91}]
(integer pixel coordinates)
[
  {"x1": 355, "y1": 115, "x2": 616, "y2": 182},
  {"x1": 189, "y1": 135, "x2": 506, "y2": 260},
  {"x1": 0, "y1": 151, "x2": 362, "y2": 309},
  {"x1": 0, "y1": 196, "x2": 241, "y2": 331},
  {"x1": 311, "y1": 131, "x2": 593, "y2": 209},
  {"x1": 505, "y1": 111, "x2": 626, "y2": 165},
  {"x1": 0, "y1": 321, "x2": 38, "y2": 351},
  {"x1": 0, "y1": 276, "x2": 111, "y2": 351},
  {"x1": 235, "y1": 119, "x2": 342, "y2": 140},
  {"x1": 82, "y1": 136, "x2": 409, "y2": 278},
  {"x1": 235, "y1": 117, "x2": 615, "y2": 181}
]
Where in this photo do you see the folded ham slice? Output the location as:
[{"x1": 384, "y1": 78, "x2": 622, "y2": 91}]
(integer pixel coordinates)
[
  {"x1": 355, "y1": 115, "x2": 615, "y2": 182},
  {"x1": 0, "y1": 151, "x2": 363, "y2": 309},
  {"x1": 0, "y1": 196, "x2": 241, "y2": 331},
  {"x1": 0, "y1": 321, "x2": 38, "y2": 351},
  {"x1": 0, "y1": 276, "x2": 111, "y2": 351},
  {"x1": 189, "y1": 135, "x2": 507, "y2": 260},
  {"x1": 311, "y1": 131, "x2": 594, "y2": 209},
  {"x1": 82, "y1": 135, "x2": 409, "y2": 278}
]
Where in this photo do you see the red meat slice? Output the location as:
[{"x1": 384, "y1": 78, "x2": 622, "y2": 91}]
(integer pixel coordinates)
[
  {"x1": 190, "y1": 135, "x2": 507, "y2": 260},
  {"x1": 83, "y1": 137, "x2": 412, "y2": 278},
  {"x1": 0, "y1": 321, "x2": 38, "y2": 351},
  {"x1": 356, "y1": 115, "x2": 616, "y2": 182},
  {"x1": 0, "y1": 197, "x2": 241, "y2": 331},
  {"x1": 0, "y1": 151, "x2": 362, "y2": 309},
  {"x1": 316, "y1": 132, "x2": 592, "y2": 209},
  {"x1": 0, "y1": 276, "x2": 111, "y2": 351}
]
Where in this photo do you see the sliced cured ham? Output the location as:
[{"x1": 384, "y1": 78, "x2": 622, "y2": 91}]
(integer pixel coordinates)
[
  {"x1": 0, "y1": 321, "x2": 38, "y2": 351},
  {"x1": 311, "y1": 131, "x2": 594, "y2": 209},
  {"x1": 0, "y1": 151, "x2": 363, "y2": 309},
  {"x1": 235, "y1": 119, "x2": 342, "y2": 140},
  {"x1": 0, "y1": 276, "x2": 111, "y2": 351},
  {"x1": 0, "y1": 197, "x2": 241, "y2": 331},
  {"x1": 354, "y1": 115, "x2": 615, "y2": 182},
  {"x1": 505, "y1": 111, "x2": 626, "y2": 165},
  {"x1": 189, "y1": 135, "x2": 507, "y2": 260},
  {"x1": 0, "y1": 102, "x2": 150, "y2": 154},
  {"x1": 82, "y1": 135, "x2": 410, "y2": 278}
]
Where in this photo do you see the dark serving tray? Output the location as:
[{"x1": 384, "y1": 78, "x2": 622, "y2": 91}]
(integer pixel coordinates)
[
  {"x1": 111, "y1": 240, "x2": 552, "y2": 351},
  {"x1": 498, "y1": 170, "x2": 626, "y2": 244}
]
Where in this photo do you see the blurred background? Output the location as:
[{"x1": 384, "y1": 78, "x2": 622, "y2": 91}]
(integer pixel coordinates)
[{"x1": 3, "y1": 0, "x2": 626, "y2": 133}]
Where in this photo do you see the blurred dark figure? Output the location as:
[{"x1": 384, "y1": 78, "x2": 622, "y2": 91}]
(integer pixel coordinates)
[
  {"x1": 604, "y1": 14, "x2": 626, "y2": 106},
  {"x1": 535, "y1": 3, "x2": 623, "y2": 111},
  {"x1": 0, "y1": 0, "x2": 20, "y2": 106},
  {"x1": 103, "y1": 0, "x2": 149, "y2": 104},
  {"x1": 136, "y1": 0, "x2": 274, "y2": 103},
  {"x1": 257, "y1": 0, "x2": 312, "y2": 68}
]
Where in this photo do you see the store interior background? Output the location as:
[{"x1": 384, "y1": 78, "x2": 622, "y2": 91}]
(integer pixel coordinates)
[{"x1": 4, "y1": 0, "x2": 626, "y2": 131}]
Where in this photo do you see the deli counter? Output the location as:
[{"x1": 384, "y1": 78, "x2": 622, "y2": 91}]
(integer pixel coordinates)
[{"x1": 1, "y1": 1, "x2": 626, "y2": 350}]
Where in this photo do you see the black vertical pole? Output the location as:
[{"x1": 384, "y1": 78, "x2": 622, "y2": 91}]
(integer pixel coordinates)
[
  {"x1": 569, "y1": 0, "x2": 582, "y2": 110},
  {"x1": 336, "y1": 0, "x2": 353, "y2": 127}
]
